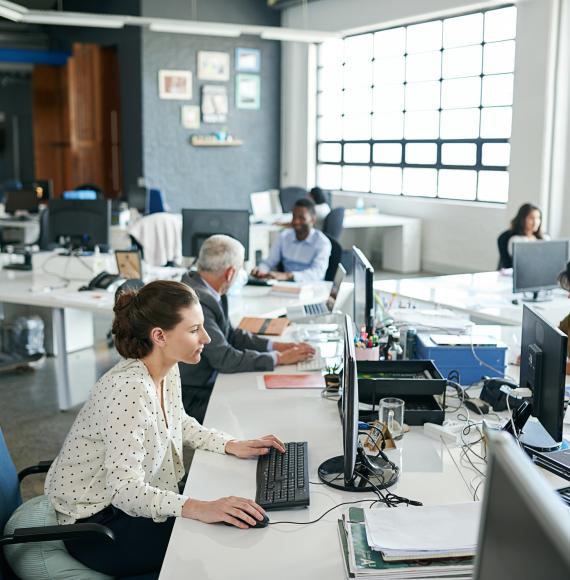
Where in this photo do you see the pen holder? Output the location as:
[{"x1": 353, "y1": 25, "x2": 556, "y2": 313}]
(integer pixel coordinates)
[{"x1": 355, "y1": 346, "x2": 380, "y2": 361}]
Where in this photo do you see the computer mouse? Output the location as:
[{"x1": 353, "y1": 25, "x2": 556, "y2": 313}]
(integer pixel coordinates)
[
  {"x1": 512, "y1": 299, "x2": 520, "y2": 305},
  {"x1": 223, "y1": 514, "x2": 270, "y2": 529}
]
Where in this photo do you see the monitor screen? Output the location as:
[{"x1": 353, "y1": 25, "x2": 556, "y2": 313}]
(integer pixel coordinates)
[
  {"x1": 182, "y1": 209, "x2": 250, "y2": 257},
  {"x1": 474, "y1": 430, "x2": 570, "y2": 579},
  {"x1": 519, "y1": 305, "x2": 567, "y2": 444},
  {"x1": 352, "y1": 246, "x2": 374, "y2": 333},
  {"x1": 128, "y1": 187, "x2": 149, "y2": 214},
  {"x1": 250, "y1": 191, "x2": 273, "y2": 218},
  {"x1": 115, "y1": 250, "x2": 142, "y2": 280},
  {"x1": 342, "y1": 314, "x2": 359, "y2": 485},
  {"x1": 62, "y1": 190, "x2": 98, "y2": 201},
  {"x1": 326, "y1": 264, "x2": 346, "y2": 311},
  {"x1": 513, "y1": 240, "x2": 569, "y2": 295},
  {"x1": 47, "y1": 199, "x2": 110, "y2": 250},
  {"x1": 4, "y1": 189, "x2": 41, "y2": 214}
]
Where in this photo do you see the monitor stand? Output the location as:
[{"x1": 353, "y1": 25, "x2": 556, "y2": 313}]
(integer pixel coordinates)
[
  {"x1": 522, "y1": 290, "x2": 553, "y2": 302},
  {"x1": 317, "y1": 446, "x2": 399, "y2": 492},
  {"x1": 519, "y1": 419, "x2": 562, "y2": 452}
]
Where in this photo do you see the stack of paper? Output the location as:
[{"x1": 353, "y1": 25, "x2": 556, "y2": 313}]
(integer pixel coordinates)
[
  {"x1": 337, "y1": 505, "x2": 478, "y2": 579},
  {"x1": 364, "y1": 503, "x2": 480, "y2": 561}
]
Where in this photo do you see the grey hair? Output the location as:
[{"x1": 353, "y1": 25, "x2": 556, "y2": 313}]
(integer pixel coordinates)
[{"x1": 196, "y1": 234, "x2": 245, "y2": 273}]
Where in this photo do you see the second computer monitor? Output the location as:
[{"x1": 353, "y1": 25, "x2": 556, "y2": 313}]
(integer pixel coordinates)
[
  {"x1": 352, "y1": 246, "x2": 375, "y2": 334},
  {"x1": 4, "y1": 189, "x2": 41, "y2": 214},
  {"x1": 47, "y1": 199, "x2": 110, "y2": 250},
  {"x1": 519, "y1": 305, "x2": 567, "y2": 448},
  {"x1": 513, "y1": 239, "x2": 569, "y2": 300},
  {"x1": 474, "y1": 430, "x2": 570, "y2": 579},
  {"x1": 182, "y1": 209, "x2": 250, "y2": 257}
]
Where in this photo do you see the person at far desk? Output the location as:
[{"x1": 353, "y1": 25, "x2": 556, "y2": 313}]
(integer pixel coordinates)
[
  {"x1": 45, "y1": 281, "x2": 284, "y2": 580},
  {"x1": 557, "y1": 263, "x2": 570, "y2": 375},
  {"x1": 309, "y1": 186, "x2": 331, "y2": 230},
  {"x1": 498, "y1": 203, "x2": 549, "y2": 268},
  {"x1": 180, "y1": 234, "x2": 314, "y2": 422},
  {"x1": 251, "y1": 198, "x2": 332, "y2": 282}
]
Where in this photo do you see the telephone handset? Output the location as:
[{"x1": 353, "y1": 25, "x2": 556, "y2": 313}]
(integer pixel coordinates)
[{"x1": 79, "y1": 271, "x2": 120, "y2": 291}]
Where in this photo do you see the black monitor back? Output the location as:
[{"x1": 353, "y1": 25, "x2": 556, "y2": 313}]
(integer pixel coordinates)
[
  {"x1": 4, "y1": 189, "x2": 41, "y2": 214},
  {"x1": 182, "y1": 209, "x2": 250, "y2": 257},
  {"x1": 47, "y1": 199, "x2": 110, "y2": 250}
]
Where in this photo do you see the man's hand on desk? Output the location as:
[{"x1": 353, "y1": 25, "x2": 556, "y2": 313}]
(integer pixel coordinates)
[
  {"x1": 275, "y1": 343, "x2": 315, "y2": 365},
  {"x1": 272, "y1": 341, "x2": 314, "y2": 353},
  {"x1": 250, "y1": 267, "x2": 269, "y2": 279},
  {"x1": 266, "y1": 271, "x2": 294, "y2": 281},
  {"x1": 225, "y1": 434, "x2": 286, "y2": 458},
  {"x1": 182, "y1": 496, "x2": 266, "y2": 529}
]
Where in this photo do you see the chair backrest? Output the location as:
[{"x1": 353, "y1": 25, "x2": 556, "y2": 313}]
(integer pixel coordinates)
[
  {"x1": 497, "y1": 230, "x2": 513, "y2": 269},
  {"x1": 323, "y1": 207, "x2": 345, "y2": 240},
  {"x1": 279, "y1": 187, "x2": 307, "y2": 213},
  {"x1": 324, "y1": 234, "x2": 343, "y2": 282},
  {"x1": 0, "y1": 426, "x2": 22, "y2": 537},
  {"x1": 148, "y1": 189, "x2": 166, "y2": 214}
]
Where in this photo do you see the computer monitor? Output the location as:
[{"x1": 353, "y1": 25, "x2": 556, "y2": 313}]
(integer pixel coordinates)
[
  {"x1": 182, "y1": 209, "x2": 250, "y2": 257},
  {"x1": 250, "y1": 191, "x2": 273, "y2": 218},
  {"x1": 513, "y1": 240, "x2": 569, "y2": 301},
  {"x1": 326, "y1": 263, "x2": 347, "y2": 311},
  {"x1": 352, "y1": 246, "x2": 375, "y2": 334},
  {"x1": 518, "y1": 305, "x2": 567, "y2": 451},
  {"x1": 128, "y1": 186, "x2": 149, "y2": 214},
  {"x1": 47, "y1": 199, "x2": 110, "y2": 251},
  {"x1": 62, "y1": 190, "x2": 98, "y2": 201},
  {"x1": 473, "y1": 430, "x2": 570, "y2": 579},
  {"x1": 4, "y1": 189, "x2": 41, "y2": 214},
  {"x1": 318, "y1": 314, "x2": 398, "y2": 492}
]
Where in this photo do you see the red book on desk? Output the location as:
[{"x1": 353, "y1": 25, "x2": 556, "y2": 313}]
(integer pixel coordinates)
[{"x1": 264, "y1": 374, "x2": 324, "y2": 389}]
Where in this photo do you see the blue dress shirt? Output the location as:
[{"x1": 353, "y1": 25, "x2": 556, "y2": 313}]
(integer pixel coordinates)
[{"x1": 259, "y1": 228, "x2": 332, "y2": 282}]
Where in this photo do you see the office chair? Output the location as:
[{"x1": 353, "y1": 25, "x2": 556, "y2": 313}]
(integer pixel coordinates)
[
  {"x1": 279, "y1": 187, "x2": 307, "y2": 213},
  {"x1": 147, "y1": 189, "x2": 166, "y2": 214},
  {"x1": 0, "y1": 425, "x2": 114, "y2": 580},
  {"x1": 497, "y1": 230, "x2": 514, "y2": 269},
  {"x1": 324, "y1": 234, "x2": 343, "y2": 282},
  {"x1": 323, "y1": 207, "x2": 345, "y2": 241}
]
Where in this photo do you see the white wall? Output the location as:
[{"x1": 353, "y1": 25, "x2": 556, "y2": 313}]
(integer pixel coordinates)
[{"x1": 281, "y1": 0, "x2": 567, "y2": 273}]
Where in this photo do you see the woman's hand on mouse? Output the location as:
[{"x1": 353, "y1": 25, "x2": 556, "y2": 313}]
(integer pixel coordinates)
[
  {"x1": 225, "y1": 434, "x2": 286, "y2": 458},
  {"x1": 182, "y1": 496, "x2": 265, "y2": 529}
]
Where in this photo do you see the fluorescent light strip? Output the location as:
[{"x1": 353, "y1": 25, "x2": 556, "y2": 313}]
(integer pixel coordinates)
[
  {"x1": 0, "y1": 0, "x2": 26, "y2": 22},
  {"x1": 22, "y1": 11, "x2": 125, "y2": 29},
  {"x1": 260, "y1": 28, "x2": 337, "y2": 43},
  {"x1": 149, "y1": 21, "x2": 241, "y2": 38}
]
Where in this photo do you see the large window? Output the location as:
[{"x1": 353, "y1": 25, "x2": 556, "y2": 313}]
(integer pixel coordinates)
[{"x1": 316, "y1": 5, "x2": 516, "y2": 203}]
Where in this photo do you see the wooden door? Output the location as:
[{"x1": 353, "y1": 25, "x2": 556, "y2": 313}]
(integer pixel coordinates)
[{"x1": 32, "y1": 43, "x2": 122, "y2": 198}]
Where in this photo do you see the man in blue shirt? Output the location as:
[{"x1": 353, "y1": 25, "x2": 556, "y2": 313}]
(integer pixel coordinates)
[{"x1": 251, "y1": 198, "x2": 332, "y2": 282}]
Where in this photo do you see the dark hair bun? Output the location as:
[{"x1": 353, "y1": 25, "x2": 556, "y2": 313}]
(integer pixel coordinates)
[{"x1": 111, "y1": 281, "x2": 198, "y2": 359}]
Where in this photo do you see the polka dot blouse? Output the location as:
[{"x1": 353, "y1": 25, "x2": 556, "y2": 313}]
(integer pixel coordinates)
[{"x1": 45, "y1": 358, "x2": 234, "y2": 524}]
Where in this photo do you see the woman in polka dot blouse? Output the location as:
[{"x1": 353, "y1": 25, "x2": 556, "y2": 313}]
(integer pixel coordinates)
[{"x1": 45, "y1": 280, "x2": 285, "y2": 579}]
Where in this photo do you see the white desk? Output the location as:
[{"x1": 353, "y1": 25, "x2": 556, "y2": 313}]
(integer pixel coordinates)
[
  {"x1": 375, "y1": 271, "x2": 570, "y2": 327},
  {"x1": 159, "y1": 368, "x2": 474, "y2": 580},
  {"x1": 251, "y1": 211, "x2": 422, "y2": 274}
]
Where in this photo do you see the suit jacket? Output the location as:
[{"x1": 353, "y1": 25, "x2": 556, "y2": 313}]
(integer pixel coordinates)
[{"x1": 179, "y1": 271, "x2": 275, "y2": 388}]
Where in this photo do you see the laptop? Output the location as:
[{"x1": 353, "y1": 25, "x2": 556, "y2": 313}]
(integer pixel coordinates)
[{"x1": 286, "y1": 264, "x2": 346, "y2": 320}]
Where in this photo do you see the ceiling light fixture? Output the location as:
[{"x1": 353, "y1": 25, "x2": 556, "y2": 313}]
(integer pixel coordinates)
[
  {"x1": 149, "y1": 21, "x2": 241, "y2": 38},
  {"x1": 21, "y1": 11, "x2": 125, "y2": 28},
  {"x1": 0, "y1": 0, "x2": 26, "y2": 22}
]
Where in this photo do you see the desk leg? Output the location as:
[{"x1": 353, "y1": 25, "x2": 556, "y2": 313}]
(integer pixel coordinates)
[
  {"x1": 53, "y1": 307, "x2": 72, "y2": 411},
  {"x1": 383, "y1": 222, "x2": 422, "y2": 273}
]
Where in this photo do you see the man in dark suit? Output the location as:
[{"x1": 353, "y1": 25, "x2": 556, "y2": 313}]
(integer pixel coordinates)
[{"x1": 180, "y1": 234, "x2": 314, "y2": 422}]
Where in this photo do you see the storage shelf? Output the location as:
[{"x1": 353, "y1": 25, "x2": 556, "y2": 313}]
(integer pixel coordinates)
[{"x1": 190, "y1": 136, "x2": 243, "y2": 147}]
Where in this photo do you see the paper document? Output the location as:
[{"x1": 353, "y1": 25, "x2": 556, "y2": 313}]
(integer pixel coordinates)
[{"x1": 363, "y1": 503, "x2": 481, "y2": 555}]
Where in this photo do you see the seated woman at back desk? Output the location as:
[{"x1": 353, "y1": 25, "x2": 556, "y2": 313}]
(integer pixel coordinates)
[
  {"x1": 498, "y1": 203, "x2": 549, "y2": 268},
  {"x1": 557, "y1": 263, "x2": 570, "y2": 375},
  {"x1": 45, "y1": 280, "x2": 284, "y2": 579}
]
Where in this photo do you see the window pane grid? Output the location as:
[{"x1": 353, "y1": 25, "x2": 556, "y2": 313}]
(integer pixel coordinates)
[{"x1": 316, "y1": 4, "x2": 515, "y2": 203}]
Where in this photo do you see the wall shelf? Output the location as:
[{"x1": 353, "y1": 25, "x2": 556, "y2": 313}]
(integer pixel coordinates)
[{"x1": 190, "y1": 135, "x2": 243, "y2": 147}]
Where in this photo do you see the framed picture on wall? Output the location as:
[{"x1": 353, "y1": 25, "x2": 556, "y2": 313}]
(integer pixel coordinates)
[
  {"x1": 201, "y1": 85, "x2": 228, "y2": 123},
  {"x1": 181, "y1": 105, "x2": 200, "y2": 129},
  {"x1": 236, "y1": 74, "x2": 260, "y2": 110},
  {"x1": 197, "y1": 51, "x2": 230, "y2": 81},
  {"x1": 158, "y1": 69, "x2": 192, "y2": 100},
  {"x1": 235, "y1": 47, "x2": 260, "y2": 72}
]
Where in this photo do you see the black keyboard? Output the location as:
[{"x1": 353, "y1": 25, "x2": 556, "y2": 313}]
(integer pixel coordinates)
[
  {"x1": 255, "y1": 441, "x2": 310, "y2": 510},
  {"x1": 247, "y1": 276, "x2": 271, "y2": 287},
  {"x1": 558, "y1": 486, "x2": 570, "y2": 507}
]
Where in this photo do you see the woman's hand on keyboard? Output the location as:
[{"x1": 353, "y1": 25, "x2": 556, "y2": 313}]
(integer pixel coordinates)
[
  {"x1": 276, "y1": 344, "x2": 315, "y2": 365},
  {"x1": 225, "y1": 434, "x2": 286, "y2": 458},
  {"x1": 182, "y1": 496, "x2": 265, "y2": 529},
  {"x1": 272, "y1": 341, "x2": 315, "y2": 354}
]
